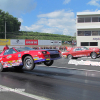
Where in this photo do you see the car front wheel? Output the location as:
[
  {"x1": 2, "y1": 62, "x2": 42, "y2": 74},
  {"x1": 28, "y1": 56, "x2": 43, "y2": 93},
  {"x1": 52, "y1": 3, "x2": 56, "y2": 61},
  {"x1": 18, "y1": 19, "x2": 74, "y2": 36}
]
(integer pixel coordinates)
[
  {"x1": 24, "y1": 56, "x2": 35, "y2": 70},
  {"x1": 91, "y1": 52, "x2": 97, "y2": 59},
  {"x1": 67, "y1": 54, "x2": 73, "y2": 59},
  {"x1": 0, "y1": 63, "x2": 4, "y2": 72},
  {"x1": 44, "y1": 60, "x2": 54, "y2": 66}
]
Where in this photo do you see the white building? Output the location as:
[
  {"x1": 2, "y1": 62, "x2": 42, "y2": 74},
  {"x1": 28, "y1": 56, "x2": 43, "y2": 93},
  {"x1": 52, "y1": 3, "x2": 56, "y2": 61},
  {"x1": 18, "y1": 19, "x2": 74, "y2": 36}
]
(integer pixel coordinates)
[{"x1": 76, "y1": 12, "x2": 100, "y2": 48}]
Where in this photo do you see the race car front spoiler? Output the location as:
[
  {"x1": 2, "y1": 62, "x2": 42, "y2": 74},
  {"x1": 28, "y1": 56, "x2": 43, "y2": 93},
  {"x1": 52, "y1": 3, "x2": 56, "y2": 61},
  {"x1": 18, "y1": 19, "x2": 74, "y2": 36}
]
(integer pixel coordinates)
[{"x1": 34, "y1": 57, "x2": 61, "y2": 63}]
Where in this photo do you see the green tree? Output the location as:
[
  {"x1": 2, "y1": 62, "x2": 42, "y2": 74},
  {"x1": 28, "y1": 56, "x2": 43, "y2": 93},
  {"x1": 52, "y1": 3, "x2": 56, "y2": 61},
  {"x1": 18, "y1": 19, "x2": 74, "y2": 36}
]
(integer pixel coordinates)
[{"x1": 0, "y1": 9, "x2": 21, "y2": 38}]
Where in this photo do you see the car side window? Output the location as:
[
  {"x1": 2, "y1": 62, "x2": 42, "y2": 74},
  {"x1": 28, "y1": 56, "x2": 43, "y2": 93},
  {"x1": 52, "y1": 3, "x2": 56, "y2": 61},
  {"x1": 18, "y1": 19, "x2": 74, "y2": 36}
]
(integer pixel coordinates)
[
  {"x1": 81, "y1": 48, "x2": 84, "y2": 50},
  {"x1": 81, "y1": 47, "x2": 88, "y2": 50},
  {"x1": 4, "y1": 49, "x2": 17, "y2": 55},
  {"x1": 73, "y1": 49, "x2": 76, "y2": 51},
  {"x1": 84, "y1": 47, "x2": 88, "y2": 50},
  {"x1": 74, "y1": 48, "x2": 81, "y2": 51}
]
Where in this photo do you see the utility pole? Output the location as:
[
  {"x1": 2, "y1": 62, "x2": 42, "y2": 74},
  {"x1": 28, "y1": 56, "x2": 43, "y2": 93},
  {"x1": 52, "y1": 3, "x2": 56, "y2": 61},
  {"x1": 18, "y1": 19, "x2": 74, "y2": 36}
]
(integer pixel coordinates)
[{"x1": 5, "y1": 20, "x2": 6, "y2": 39}]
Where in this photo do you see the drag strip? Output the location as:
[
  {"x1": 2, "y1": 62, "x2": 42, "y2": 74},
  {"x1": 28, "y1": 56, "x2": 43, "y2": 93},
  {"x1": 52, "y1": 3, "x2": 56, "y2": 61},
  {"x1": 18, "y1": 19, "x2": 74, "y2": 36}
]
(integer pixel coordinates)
[{"x1": 0, "y1": 64, "x2": 100, "y2": 100}]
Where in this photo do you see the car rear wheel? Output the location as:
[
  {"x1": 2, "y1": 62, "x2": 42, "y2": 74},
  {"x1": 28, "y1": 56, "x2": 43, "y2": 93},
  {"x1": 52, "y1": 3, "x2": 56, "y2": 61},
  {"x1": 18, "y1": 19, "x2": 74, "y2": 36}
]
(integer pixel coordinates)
[
  {"x1": 24, "y1": 56, "x2": 35, "y2": 70},
  {"x1": 91, "y1": 52, "x2": 97, "y2": 59},
  {"x1": 0, "y1": 63, "x2": 4, "y2": 72},
  {"x1": 67, "y1": 54, "x2": 73, "y2": 59},
  {"x1": 44, "y1": 60, "x2": 54, "y2": 66}
]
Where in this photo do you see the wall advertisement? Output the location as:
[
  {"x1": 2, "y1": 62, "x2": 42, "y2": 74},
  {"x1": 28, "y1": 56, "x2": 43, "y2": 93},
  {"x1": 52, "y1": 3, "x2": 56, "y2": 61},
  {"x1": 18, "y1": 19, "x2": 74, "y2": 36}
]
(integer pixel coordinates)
[
  {"x1": 25, "y1": 40, "x2": 38, "y2": 45},
  {"x1": 11, "y1": 39, "x2": 25, "y2": 45},
  {"x1": 50, "y1": 40, "x2": 62, "y2": 45},
  {"x1": 38, "y1": 40, "x2": 51, "y2": 45},
  {"x1": 0, "y1": 39, "x2": 10, "y2": 45}
]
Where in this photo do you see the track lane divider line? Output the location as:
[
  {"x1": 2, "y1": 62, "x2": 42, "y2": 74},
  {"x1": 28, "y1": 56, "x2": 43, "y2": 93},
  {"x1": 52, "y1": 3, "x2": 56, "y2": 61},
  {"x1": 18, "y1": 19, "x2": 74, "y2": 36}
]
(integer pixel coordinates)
[
  {"x1": 0, "y1": 84, "x2": 52, "y2": 100},
  {"x1": 37, "y1": 65, "x2": 100, "y2": 73}
]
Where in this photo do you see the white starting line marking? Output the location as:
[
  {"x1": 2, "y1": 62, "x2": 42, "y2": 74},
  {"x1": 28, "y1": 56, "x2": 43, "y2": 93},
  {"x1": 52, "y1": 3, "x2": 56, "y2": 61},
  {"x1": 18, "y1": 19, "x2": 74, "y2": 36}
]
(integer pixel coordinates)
[
  {"x1": 50, "y1": 66, "x2": 100, "y2": 73},
  {"x1": 0, "y1": 85, "x2": 51, "y2": 100}
]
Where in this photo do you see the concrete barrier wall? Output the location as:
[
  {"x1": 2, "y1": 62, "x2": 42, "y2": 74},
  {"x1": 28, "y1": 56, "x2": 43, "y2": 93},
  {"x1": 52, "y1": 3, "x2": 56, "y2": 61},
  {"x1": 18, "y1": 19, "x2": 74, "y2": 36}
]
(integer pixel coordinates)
[
  {"x1": 0, "y1": 39, "x2": 62, "y2": 46},
  {"x1": 0, "y1": 39, "x2": 62, "y2": 50}
]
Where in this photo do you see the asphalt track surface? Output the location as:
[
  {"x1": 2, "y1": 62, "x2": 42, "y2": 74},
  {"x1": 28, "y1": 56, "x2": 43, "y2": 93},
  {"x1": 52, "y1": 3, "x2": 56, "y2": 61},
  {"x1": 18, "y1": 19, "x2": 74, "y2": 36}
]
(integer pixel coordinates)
[{"x1": 0, "y1": 57, "x2": 100, "y2": 100}]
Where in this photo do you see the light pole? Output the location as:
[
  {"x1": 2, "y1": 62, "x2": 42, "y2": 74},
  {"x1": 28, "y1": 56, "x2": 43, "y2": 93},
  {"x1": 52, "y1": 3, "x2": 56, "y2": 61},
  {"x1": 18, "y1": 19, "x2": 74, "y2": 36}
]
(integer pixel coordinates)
[{"x1": 5, "y1": 20, "x2": 6, "y2": 39}]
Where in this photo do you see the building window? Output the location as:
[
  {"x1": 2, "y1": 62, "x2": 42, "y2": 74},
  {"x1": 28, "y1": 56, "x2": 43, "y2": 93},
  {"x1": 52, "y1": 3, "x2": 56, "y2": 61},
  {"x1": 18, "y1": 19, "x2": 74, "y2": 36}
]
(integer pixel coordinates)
[
  {"x1": 77, "y1": 17, "x2": 100, "y2": 23},
  {"x1": 92, "y1": 17, "x2": 98, "y2": 22},
  {"x1": 81, "y1": 42, "x2": 89, "y2": 46},
  {"x1": 77, "y1": 31, "x2": 84, "y2": 36},
  {"x1": 81, "y1": 42, "x2": 98, "y2": 46},
  {"x1": 78, "y1": 18, "x2": 84, "y2": 23},
  {"x1": 85, "y1": 17, "x2": 91, "y2": 22},
  {"x1": 90, "y1": 42, "x2": 98, "y2": 46},
  {"x1": 99, "y1": 18, "x2": 100, "y2": 22},
  {"x1": 92, "y1": 31, "x2": 98, "y2": 36},
  {"x1": 77, "y1": 31, "x2": 100, "y2": 36},
  {"x1": 84, "y1": 31, "x2": 91, "y2": 36},
  {"x1": 98, "y1": 31, "x2": 100, "y2": 35}
]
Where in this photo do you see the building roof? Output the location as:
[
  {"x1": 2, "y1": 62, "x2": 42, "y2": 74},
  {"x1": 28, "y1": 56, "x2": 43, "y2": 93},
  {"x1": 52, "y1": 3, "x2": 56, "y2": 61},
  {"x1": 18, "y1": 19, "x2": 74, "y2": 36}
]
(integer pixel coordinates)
[{"x1": 77, "y1": 12, "x2": 100, "y2": 16}]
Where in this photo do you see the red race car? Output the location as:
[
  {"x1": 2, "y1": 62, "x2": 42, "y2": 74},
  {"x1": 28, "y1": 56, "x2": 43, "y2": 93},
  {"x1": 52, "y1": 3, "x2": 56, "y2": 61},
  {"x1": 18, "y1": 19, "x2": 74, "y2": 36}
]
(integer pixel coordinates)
[
  {"x1": 62, "y1": 47, "x2": 100, "y2": 59},
  {"x1": 0, "y1": 47, "x2": 61, "y2": 72}
]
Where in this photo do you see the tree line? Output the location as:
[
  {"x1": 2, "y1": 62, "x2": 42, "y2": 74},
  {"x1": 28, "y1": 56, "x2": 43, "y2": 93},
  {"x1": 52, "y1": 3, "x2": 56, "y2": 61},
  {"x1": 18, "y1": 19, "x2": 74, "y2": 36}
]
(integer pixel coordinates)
[{"x1": 6, "y1": 31, "x2": 76, "y2": 41}]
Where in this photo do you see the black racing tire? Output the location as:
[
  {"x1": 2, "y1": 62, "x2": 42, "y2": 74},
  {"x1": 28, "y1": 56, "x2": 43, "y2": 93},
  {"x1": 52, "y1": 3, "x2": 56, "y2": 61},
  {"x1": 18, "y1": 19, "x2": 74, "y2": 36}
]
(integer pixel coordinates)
[
  {"x1": 73, "y1": 57, "x2": 78, "y2": 59},
  {"x1": 0, "y1": 63, "x2": 4, "y2": 72},
  {"x1": 91, "y1": 52, "x2": 97, "y2": 59},
  {"x1": 67, "y1": 54, "x2": 73, "y2": 59},
  {"x1": 14, "y1": 65, "x2": 23, "y2": 71},
  {"x1": 24, "y1": 56, "x2": 35, "y2": 70},
  {"x1": 44, "y1": 60, "x2": 54, "y2": 66}
]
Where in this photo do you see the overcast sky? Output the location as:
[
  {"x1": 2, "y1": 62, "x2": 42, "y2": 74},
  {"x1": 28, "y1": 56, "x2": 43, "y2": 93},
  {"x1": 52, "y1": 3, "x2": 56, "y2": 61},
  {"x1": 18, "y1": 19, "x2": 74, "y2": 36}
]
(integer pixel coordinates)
[{"x1": 0, "y1": 0, "x2": 100, "y2": 36}]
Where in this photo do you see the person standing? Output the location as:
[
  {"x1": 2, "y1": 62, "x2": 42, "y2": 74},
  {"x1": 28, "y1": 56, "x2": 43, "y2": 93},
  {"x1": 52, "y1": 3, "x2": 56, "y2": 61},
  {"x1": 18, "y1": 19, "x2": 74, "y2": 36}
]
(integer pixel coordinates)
[{"x1": 3, "y1": 44, "x2": 9, "y2": 51}]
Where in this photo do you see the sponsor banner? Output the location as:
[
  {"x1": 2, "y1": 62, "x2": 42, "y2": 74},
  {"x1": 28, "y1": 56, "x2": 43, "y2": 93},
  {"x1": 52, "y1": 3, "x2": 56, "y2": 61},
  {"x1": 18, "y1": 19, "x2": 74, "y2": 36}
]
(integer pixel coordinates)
[
  {"x1": 0, "y1": 39, "x2": 10, "y2": 45},
  {"x1": 38, "y1": 40, "x2": 51, "y2": 45},
  {"x1": 93, "y1": 38, "x2": 100, "y2": 40},
  {"x1": 50, "y1": 40, "x2": 62, "y2": 45},
  {"x1": 11, "y1": 39, "x2": 25, "y2": 45},
  {"x1": 25, "y1": 40, "x2": 38, "y2": 45}
]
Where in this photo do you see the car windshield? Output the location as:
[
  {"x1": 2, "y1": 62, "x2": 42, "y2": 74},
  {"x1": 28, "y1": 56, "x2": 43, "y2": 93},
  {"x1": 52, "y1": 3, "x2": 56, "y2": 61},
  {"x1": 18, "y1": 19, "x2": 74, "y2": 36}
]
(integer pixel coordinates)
[{"x1": 15, "y1": 47, "x2": 34, "y2": 52}]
